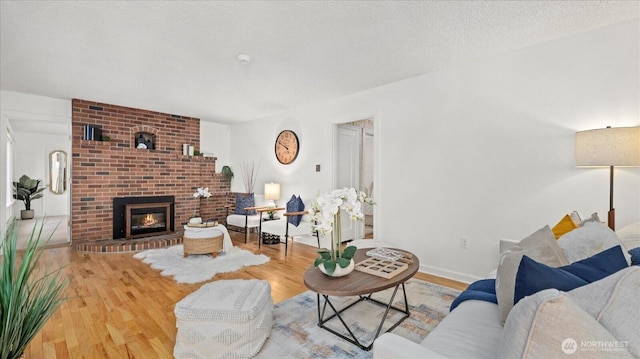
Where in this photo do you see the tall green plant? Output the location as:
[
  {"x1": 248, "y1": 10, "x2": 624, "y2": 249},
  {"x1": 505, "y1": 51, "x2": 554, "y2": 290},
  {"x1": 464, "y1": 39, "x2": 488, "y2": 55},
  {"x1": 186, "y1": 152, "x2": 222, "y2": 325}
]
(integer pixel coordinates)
[
  {"x1": 0, "y1": 219, "x2": 68, "y2": 359},
  {"x1": 12, "y1": 175, "x2": 45, "y2": 211}
]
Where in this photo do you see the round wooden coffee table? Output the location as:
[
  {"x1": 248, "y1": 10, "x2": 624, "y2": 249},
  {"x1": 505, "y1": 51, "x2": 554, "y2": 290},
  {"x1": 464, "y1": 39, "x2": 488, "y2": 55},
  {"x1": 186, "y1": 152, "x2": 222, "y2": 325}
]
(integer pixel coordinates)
[{"x1": 303, "y1": 248, "x2": 419, "y2": 350}]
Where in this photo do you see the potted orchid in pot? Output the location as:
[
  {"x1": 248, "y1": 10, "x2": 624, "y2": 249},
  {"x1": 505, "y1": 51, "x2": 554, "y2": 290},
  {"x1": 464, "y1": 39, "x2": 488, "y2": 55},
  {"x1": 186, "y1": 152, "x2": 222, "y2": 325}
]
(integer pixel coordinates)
[
  {"x1": 190, "y1": 187, "x2": 212, "y2": 224},
  {"x1": 310, "y1": 188, "x2": 374, "y2": 277}
]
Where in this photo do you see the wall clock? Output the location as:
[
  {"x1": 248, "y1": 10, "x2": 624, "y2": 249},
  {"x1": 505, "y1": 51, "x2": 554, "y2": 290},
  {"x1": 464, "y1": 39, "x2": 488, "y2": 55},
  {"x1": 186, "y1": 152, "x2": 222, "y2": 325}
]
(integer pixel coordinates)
[{"x1": 275, "y1": 130, "x2": 299, "y2": 165}]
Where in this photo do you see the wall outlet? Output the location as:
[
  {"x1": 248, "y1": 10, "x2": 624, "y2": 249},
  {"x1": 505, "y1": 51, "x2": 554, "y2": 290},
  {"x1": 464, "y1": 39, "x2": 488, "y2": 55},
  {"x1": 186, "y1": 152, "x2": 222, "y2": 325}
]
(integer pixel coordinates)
[
  {"x1": 460, "y1": 237, "x2": 469, "y2": 249},
  {"x1": 315, "y1": 164, "x2": 321, "y2": 172}
]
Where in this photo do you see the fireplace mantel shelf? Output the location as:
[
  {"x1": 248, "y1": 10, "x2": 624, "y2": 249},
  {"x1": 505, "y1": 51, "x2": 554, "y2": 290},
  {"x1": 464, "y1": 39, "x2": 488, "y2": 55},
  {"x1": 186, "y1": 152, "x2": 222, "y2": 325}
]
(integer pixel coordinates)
[{"x1": 76, "y1": 140, "x2": 217, "y2": 161}]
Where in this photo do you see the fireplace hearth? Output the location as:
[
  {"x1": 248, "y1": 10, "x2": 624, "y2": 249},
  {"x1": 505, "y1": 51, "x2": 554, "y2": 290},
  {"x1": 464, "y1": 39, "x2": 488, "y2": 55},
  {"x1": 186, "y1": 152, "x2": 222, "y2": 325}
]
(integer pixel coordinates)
[{"x1": 113, "y1": 196, "x2": 175, "y2": 239}]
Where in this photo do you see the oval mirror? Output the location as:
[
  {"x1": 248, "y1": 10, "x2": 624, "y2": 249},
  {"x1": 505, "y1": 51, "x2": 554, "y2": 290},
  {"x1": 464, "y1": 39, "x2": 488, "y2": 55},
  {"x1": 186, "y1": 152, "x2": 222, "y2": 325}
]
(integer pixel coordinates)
[{"x1": 49, "y1": 150, "x2": 67, "y2": 194}]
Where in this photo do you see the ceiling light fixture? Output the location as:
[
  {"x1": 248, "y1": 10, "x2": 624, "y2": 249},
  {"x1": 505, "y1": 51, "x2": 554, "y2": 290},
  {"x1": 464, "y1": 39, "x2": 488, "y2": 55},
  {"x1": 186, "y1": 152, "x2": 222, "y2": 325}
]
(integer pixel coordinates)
[{"x1": 238, "y1": 53, "x2": 251, "y2": 64}]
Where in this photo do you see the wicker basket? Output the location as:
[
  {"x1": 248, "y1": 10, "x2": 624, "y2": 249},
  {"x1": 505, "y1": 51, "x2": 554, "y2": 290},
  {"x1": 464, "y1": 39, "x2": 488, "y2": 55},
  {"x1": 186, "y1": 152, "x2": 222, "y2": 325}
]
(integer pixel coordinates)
[{"x1": 183, "y1": 234, "x2": 223, "y2": 258}]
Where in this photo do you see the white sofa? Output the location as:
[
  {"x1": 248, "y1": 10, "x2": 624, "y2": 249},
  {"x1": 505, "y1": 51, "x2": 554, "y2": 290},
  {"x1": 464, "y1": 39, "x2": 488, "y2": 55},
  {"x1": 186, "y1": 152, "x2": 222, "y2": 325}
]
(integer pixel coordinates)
[{"x1": 373, "y1": 221, "x2": 640, "y2": 359}]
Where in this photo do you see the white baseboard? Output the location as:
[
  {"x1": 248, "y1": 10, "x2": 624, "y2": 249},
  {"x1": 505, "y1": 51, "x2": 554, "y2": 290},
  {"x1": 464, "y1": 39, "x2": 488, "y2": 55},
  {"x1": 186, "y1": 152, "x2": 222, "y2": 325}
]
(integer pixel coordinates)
[{"x1": 418, "y1": 263, "x2": 483, "y2": 285}]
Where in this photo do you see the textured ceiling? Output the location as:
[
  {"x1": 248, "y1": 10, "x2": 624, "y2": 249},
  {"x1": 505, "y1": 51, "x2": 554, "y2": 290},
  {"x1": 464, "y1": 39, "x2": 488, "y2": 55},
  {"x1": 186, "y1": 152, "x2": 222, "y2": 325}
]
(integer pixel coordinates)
[{"x1": 1, "y1": 1, "x2": 638, "y2": 123}]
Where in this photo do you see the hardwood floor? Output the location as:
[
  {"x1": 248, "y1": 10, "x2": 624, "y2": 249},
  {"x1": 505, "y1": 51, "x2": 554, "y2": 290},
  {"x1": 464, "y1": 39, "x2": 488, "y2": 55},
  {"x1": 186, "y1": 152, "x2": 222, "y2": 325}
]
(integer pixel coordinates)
[
  {"x1": 21, "y1": 232, "x2": 467, "y2": 358},
  {"x1": 16, "y1": 216, "x2": 70, "y2": 250}
]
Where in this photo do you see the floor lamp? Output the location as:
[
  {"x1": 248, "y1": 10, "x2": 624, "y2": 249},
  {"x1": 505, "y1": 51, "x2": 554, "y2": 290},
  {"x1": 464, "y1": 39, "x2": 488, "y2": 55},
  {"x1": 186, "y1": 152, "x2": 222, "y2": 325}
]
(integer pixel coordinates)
[{"x1": 575, "y1": 126, "x2": 640, "y2": 230}]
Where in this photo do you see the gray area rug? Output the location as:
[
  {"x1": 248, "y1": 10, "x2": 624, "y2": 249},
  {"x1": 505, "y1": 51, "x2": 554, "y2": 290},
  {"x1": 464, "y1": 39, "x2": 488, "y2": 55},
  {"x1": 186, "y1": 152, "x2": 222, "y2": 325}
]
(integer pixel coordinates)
[
  {"x1": 256, "y1": 278, "x2": 460, "y2": 358},
  {"x1": 133, "y1": 245, "x2": 269, "y2": 284}
]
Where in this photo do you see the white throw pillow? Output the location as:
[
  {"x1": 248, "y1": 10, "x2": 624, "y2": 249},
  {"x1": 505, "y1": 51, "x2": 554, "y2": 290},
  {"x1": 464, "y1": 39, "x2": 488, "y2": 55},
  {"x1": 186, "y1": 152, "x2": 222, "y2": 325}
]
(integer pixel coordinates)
[
  {"x1": 495, "y1": 225, "x2": 568, "y2": 324},
  {"x1": 557, "y1": 222, "x2": 630, "y2": 264},
  {"x1": 616, "y1": 221, "x2": 640, "y2": 251},
  {"x1": 578, "y1": 212, "x2": 600, "y2": 226}
]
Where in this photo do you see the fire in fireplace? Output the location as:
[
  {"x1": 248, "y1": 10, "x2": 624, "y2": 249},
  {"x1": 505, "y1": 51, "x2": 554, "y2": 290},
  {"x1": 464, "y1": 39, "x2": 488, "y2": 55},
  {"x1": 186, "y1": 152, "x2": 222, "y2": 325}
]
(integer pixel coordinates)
[
  {"x1": 127, "y1": 204, "x2": 169, "y2": 237},
  {"x1": 113, "y1": 196, "x2": 175, "y2": 239}
]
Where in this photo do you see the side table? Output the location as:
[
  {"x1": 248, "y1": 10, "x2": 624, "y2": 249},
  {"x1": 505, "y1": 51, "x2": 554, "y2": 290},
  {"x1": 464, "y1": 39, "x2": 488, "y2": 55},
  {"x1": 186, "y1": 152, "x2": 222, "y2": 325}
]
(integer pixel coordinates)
[
  {"x1": 257, "y1": 207, "x2": 285, "y2": 245},
  {"x1": 303, "y1": 248, "x2": 419, "y2": 350}
]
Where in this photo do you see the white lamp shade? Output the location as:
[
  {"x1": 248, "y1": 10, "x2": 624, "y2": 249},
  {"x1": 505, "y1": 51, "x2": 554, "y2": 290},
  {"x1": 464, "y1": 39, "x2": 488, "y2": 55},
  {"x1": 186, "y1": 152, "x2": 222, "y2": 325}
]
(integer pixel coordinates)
[
  {"x1": 575, "y1": 126, "x2": 640, "y2": 167},
  {"x1": 264, "y1": 183, "x2": 281, "y2": 201}
]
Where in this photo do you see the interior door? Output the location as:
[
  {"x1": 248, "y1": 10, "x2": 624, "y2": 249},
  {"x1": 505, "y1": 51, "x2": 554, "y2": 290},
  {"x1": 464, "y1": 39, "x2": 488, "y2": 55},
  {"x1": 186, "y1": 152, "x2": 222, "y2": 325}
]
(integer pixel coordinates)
[{"x1": 336, "y1": 125, "x2": 360, "y2": 241}]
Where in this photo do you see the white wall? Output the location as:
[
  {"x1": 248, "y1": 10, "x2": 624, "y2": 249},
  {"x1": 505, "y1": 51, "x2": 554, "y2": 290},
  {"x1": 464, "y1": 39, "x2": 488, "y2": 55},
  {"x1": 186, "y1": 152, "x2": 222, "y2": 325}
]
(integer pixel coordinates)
[
  {"x1": 200, "y1": 121, "x2": 231, "y2": 172},
  {"x1": 229, "y1": 19, "x2": 640, "y2": 282},
  {"x1": 11, "y1": 131, "x2": 70, "y2": 217},
  {"x1": 0, "y1": 91, "x2": 72, "y2": 220},
  {"x1": 0, "y1": 115, "x2": 12, "y2": 226}
]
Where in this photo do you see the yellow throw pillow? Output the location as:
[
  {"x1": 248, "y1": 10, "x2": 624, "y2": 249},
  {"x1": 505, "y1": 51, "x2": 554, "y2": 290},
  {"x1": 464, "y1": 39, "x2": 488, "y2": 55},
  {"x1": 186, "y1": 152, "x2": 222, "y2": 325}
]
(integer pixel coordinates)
[{"x1": 552, "y1": 214, "x2": 578, "y2": 239}]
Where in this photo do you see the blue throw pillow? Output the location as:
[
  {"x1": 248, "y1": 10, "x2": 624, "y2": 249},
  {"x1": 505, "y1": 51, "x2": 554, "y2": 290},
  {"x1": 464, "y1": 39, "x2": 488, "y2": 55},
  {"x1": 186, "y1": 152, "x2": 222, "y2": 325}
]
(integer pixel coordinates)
[
  {"x1": 234, "y1": 193, "x2": 256, "y2": 215},
  {"x1": 286, "y1": 195, "x2": 305, "y2": 227},
  {"x1": 629, "y1": 247, "x2": 640, "y2": 266},
  {"x1": 450, "y1": 279, "x2": 497, "y2": 312},
  {"x1": 514, "y1": 245, "x2": 628, "y2": 305}
]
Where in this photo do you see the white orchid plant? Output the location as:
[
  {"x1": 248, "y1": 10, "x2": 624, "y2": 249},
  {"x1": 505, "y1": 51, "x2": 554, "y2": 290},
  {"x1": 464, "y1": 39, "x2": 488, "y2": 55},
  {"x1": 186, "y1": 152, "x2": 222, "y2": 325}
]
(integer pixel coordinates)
[
  {"x1": 310, "y1": 187, "x2": 375, "y2": 275},
  {"x1": 192, "y1": 187, "x2": 212, "y2": 217}
]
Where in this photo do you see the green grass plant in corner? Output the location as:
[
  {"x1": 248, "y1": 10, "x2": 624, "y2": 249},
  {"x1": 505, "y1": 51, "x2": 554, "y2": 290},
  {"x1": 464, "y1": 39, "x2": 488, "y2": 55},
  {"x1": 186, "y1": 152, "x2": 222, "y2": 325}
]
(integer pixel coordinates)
[{"x1": 0, "y1": 218, "x2": 68, "y2": 359}]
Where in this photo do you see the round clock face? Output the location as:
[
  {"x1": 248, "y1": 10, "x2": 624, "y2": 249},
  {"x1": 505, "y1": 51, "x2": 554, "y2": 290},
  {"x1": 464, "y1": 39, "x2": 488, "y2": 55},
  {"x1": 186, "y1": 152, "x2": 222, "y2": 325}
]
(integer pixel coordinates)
[{"x1": 275, "y1": 130, "x2": 299, "y2": 164}]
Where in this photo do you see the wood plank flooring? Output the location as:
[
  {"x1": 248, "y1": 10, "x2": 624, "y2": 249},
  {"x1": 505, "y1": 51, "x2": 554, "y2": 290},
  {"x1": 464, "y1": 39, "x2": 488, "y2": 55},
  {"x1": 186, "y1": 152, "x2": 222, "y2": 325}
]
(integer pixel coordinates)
[{"x1": 20, "y1": 232, "x2": 467, "y2": 358}]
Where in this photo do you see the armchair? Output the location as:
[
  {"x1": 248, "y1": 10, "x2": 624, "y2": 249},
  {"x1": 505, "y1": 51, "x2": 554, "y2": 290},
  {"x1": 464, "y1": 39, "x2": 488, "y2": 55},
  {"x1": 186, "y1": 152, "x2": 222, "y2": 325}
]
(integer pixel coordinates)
[
  {"x1": 225, "y1": 194, "x2": 268, "y2": 243},
  {"x1": 257, "y1": 206, "x2": 319, "y2": 256}
]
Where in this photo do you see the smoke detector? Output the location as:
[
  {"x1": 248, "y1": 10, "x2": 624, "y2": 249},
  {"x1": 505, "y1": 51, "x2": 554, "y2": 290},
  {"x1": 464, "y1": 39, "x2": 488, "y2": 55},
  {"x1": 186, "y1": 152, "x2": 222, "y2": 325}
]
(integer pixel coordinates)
[{"x1": 238, "y1": 53, "x2": 251, "y2": 64}]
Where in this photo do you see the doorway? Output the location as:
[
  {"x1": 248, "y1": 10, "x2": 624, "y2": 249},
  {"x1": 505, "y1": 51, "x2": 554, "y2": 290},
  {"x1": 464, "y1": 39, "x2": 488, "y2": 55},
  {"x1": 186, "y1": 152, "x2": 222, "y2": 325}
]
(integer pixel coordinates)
[{"x1": 335, "y1": 119, "x2": 374, "y2": 240}]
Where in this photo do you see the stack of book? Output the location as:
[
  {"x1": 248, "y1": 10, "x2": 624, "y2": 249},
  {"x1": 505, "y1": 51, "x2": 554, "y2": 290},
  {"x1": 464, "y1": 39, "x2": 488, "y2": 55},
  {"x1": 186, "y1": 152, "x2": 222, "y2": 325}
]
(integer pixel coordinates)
[
  {"x1": 83, "y1": 125, "x2": 103, "y2": 141},
  {"x1": 182, "y1": 144, "x2": 195, "y2": 156}
]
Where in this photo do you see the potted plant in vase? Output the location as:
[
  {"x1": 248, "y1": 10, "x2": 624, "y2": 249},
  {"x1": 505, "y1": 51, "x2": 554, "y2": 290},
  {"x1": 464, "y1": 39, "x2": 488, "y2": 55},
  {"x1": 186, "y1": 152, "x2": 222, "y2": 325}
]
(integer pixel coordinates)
[
  {"x1": 191, "y1": 187, "x2": 212, "y2": 224},
  {"x1": 310, "y1": 188, "x2": 375, "y2": 277},
  {"x1": 12, "y1": 175, "x2": 45, "y2": 220},
  {"x1": 0, "y1": 218, "x2": 68, "y2": 359},
  {"x1": 221, "y1": 165, "x2": 234, "y2": 181}
]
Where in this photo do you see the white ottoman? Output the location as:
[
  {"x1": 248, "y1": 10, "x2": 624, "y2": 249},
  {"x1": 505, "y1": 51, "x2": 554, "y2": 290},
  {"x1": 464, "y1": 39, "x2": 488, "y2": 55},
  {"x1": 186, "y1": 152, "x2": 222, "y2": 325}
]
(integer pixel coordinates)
[{"x1": 174, "y1": 279, "x2": 273, "y2": 359}]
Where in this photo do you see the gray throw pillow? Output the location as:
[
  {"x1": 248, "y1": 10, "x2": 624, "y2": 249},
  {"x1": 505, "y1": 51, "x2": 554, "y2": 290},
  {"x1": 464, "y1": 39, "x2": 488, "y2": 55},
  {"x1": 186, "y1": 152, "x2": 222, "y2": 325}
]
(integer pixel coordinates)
[
  {"x1": 495, "y1": 225, "x2": 568, "y2": 323},
  {"x1": 568, "y1": 266, "x2": 640, "y2": 357},
  {"x1": 499, "y1": 267, "x2": 639, "y2": 358},
  {"x1": 498, "y1": 289, "x2": 632, "y2": 358}
]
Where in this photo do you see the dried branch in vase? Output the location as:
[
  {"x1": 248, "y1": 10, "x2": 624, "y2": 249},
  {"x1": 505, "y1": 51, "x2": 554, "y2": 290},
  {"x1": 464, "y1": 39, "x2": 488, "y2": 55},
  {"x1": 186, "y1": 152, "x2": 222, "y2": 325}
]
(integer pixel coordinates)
[{"x1": 240, "y1": 161, "x2": 260, "y2": 194}]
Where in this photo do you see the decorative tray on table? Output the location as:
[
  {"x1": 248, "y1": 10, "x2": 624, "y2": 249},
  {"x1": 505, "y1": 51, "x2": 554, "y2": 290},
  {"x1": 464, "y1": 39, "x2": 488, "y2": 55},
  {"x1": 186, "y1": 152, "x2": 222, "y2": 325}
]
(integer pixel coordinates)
[
  {"x1": 187, "y1": 221, "x2": 219, "y2": 228},
  {"x1": 355, "y1": 248, "x2": 413, "y2": 279}
]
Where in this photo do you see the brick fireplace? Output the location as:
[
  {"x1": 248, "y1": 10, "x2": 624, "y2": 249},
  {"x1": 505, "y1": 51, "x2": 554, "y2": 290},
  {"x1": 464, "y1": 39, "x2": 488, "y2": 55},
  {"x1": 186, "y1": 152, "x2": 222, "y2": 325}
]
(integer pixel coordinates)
[{"x1": 71, "y1": 99, "x2": 231, "y2": 243}]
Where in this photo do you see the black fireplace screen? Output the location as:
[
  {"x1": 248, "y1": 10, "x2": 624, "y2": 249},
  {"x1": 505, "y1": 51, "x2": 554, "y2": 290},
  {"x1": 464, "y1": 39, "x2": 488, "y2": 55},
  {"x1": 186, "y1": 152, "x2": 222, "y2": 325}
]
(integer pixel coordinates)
[{"x1": 113, "y1": 196, "x2": 175, "y2": 239}]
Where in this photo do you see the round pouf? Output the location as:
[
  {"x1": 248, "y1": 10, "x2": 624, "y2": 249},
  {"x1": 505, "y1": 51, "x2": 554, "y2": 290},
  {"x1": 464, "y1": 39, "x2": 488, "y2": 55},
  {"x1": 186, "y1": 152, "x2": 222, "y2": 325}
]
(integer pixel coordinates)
[
  {"x1": 174, "y1": 279, "x2": 273, "y2": 359},
  {"x1": 183, "y1": 225, "x2": 224, "y2": 258}
]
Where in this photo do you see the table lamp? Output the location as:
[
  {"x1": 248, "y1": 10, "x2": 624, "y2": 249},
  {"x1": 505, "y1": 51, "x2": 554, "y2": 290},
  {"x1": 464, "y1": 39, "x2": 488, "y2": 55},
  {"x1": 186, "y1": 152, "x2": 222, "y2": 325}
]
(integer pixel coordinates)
[
  {"x1": 575, "y1": 126, "x2": 640, "y2": 230},
  {"x1": 264, "y1": 183, "x2": 281, "y2": 207}
]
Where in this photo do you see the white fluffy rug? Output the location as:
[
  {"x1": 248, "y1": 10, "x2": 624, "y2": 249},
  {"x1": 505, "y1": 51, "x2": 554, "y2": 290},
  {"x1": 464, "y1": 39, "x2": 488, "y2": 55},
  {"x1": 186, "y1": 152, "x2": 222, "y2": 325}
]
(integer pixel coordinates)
[{"x1": 133, "y1": 245, "x2": 270, "y2": 284}]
